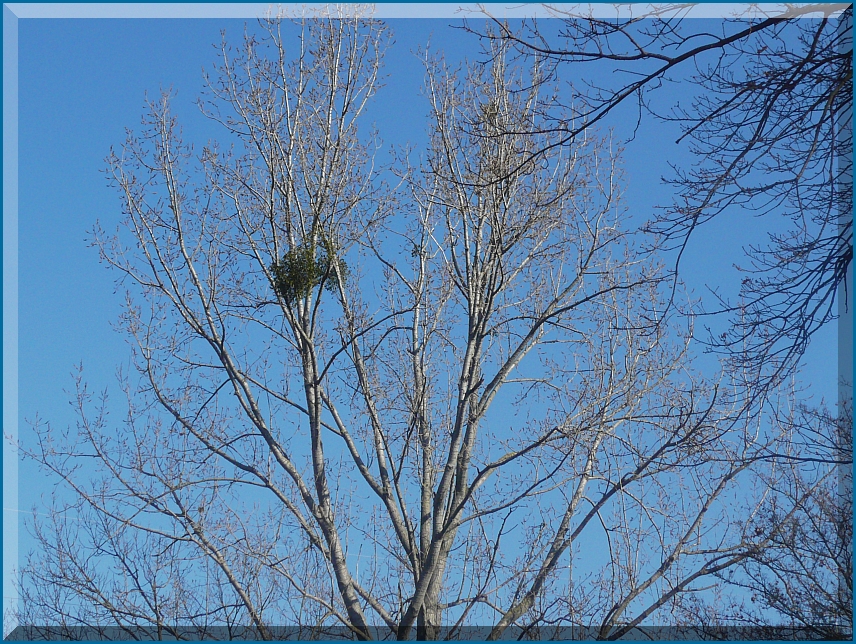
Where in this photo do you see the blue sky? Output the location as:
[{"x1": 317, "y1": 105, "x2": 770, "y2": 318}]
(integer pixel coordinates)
[{"x1": 5, "y1": 9, "x2": 844, "y2": 628}]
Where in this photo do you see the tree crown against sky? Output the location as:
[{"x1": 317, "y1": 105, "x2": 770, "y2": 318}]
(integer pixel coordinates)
[{"x1": 8, "y1": 7, "x2": 851, "y2": 641}]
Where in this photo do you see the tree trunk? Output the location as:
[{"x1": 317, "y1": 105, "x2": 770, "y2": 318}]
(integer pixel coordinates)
[{"x1": 416, "y1": 573, "x2": 443, "y2": 640}]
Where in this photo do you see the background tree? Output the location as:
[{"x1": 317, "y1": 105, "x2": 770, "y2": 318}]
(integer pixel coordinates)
[
  {"x1": 12, "y1": 14, "x2": 826, "y2": 641},
  {"x1": 669, "y1": 398, "x2": 852, "y2": 639},
  {"x1": 737, "y1": 401, "x2": 852, "y2": 638},
  {"x1": 471, "y1": 3, "x2": 852, "y2": 392},
  {"x1": 470, "y1": 6, "x2": 853, "y2": 635}
]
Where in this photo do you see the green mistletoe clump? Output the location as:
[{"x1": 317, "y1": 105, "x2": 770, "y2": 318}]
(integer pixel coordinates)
[{"x1": 270, "y1": 234, "x2": 348, "y2": 304}]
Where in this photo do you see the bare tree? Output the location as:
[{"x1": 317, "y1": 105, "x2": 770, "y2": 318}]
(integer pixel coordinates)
[
  {"x1": 13, "y1": 14, "x2": 816, "y2": 641},
  {"x1": 740, "y1": 402, "x2": 852, "y2": 639},
  {"x1": 673, "y1": 399, "x2": 852, "y2": 639},
  {"x1": 466, "y1": 8, "x2": 853, "y2": 635},
  {"x1": 469, "y1": 3, "x2": 852, "y2": 393}
]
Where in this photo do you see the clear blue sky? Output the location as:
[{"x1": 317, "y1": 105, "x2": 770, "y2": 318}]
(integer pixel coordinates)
[{"x1": 7, "y1": 12, "x2": 842, "y2": 624}]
